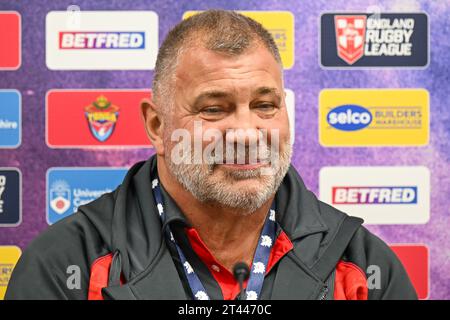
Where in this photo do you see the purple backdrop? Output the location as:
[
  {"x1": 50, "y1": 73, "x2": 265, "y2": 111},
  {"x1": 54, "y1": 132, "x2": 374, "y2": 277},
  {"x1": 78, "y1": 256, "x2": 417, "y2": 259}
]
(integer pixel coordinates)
[{"x1": 0, "y1": 0, "x2": 448, "y2": 299}]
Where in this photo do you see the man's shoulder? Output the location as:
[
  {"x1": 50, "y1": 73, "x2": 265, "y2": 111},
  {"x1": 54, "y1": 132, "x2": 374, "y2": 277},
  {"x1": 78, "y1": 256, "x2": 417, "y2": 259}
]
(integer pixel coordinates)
[
  {"x1": 315, "y1": 199, "x2": 400, "y2": 267},
  {"x1": 5, "y1": 191, "x2": 118, "y2": 299},
  {"x1": 20, "y1": 188, "x2": 120, "y2": 272}
]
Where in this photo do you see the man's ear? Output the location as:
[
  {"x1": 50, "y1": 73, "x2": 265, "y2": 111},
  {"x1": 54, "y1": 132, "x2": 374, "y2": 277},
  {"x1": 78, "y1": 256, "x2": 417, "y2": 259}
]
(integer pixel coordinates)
[{"x1": 141, "y1": 98, "x2": 165, "y2": 156}]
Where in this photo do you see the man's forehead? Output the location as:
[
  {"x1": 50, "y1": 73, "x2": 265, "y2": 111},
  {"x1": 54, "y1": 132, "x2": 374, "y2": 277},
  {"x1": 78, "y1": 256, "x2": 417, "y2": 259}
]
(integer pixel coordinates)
[{"x1": 175, "y1": 44, "x2": 282, "y2": 82}]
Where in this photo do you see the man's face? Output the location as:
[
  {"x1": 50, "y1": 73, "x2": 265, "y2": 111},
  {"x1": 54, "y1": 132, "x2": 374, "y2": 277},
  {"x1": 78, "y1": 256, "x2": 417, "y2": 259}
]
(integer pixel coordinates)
[{"x1": 162, "y1": 43, "x2": 292, "y2": 213}]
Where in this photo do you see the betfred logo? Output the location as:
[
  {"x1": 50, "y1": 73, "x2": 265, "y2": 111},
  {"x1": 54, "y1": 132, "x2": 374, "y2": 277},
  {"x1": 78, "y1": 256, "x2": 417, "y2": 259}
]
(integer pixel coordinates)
[
  {"x1": 390, "y1": 244, "x2": 429, "y2": 299},
  {"x1": 46, "y1": 89, "x2": 151, "y2": 148},
  {"x1": 0, "y1": 12, "x2": 21, "y2": 69},
  {"x1": 59, "y1": 32, "x2": 145, "y2": 49},
  {"x1": 334, "y1": 15, "x2": 366, "y2": 64},
  {"x1": 332, "y1": 186, "x2": 417, "y2": 204},
  {"x1": 46, "y1": 11, "x2": 158, "y2": 70},
  {"x1": 319, "y1": 166, "x2": 430, "y2": 224},
  {"x1": 321, "y1": 13, "x2": 428, "y2": 67},
  {"x1": 319, "y1": 89, "x2": 429, "y2": 146}
]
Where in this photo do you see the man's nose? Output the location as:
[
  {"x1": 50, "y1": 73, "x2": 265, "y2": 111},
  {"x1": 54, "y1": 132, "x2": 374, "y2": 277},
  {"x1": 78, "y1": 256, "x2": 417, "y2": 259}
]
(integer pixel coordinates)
[{"x1": 226, "y1": 106, "x2": 260, "y2": 144}]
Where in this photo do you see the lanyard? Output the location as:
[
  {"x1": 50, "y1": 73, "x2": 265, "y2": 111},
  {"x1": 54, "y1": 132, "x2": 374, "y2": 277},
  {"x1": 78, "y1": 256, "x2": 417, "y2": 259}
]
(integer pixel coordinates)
[{"x1": 151, "y1": 176, "x2": 278, "y2": 300}]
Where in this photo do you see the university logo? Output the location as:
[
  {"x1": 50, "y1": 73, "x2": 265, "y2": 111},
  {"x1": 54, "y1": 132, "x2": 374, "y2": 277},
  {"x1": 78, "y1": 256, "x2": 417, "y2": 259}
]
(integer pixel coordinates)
[
  {"x1": 84, "y1": 95, "x2": 119, "y2": 142},
  {"x1": 321, "y1": 13, "x2": 428, "y2": 67},
  {"x1": 46, "y1": 11, "x2": 158, "y2": 70},
  {"x1": 0, "y1": 12, "x2": 21, "y2": 69},
  {"x1": 0, "y1": 168, "x2": 21, "y2": 227},
  {"x1": 319, "y1": 89, "x2": 429, "y2": 146},
  {"x1": 47, "y1": 168, "x2": 127, "y2": 224},
  {"x1": 49, "y1": 180, "x2": 71, "y2": 215},
  {"x1": 319, "y1": 166, "x2": 430, "y2": 224},
  {"x1": 46, "y1": 89, "x2": 151, "y2": 148},
  {"x1": 334, "y1": 15, "x2": 367, "y2": 65},
  {"x1": 0, "y1": 90, "x2": 21, "y2": 148}
]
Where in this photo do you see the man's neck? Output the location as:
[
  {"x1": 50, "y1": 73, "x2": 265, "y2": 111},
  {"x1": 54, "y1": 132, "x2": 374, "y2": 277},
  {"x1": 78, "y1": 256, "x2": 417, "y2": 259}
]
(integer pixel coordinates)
[{"x1": 157, "y1": 157, "x2": 273, "y2": 271}]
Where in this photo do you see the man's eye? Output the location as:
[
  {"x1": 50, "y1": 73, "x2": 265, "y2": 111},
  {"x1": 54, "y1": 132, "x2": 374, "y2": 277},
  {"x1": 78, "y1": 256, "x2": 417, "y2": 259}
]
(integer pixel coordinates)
[
  {"x1": 202, "y1": 106, "x2": 223, "y2": 114},
  {"x1": 255, "y1": 104, "x2": 276, "y2": 112}
]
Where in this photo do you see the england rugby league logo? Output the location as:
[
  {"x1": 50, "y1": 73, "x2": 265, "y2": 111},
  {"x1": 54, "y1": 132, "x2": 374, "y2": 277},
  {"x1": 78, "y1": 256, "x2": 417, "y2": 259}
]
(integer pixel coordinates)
[{"x1": 334, "y1": 15, "x2": 367, "y2": 65}]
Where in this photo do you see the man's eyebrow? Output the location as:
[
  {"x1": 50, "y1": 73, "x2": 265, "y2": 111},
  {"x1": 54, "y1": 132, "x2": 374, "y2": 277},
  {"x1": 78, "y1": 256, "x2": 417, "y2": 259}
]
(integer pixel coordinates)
[
  {"x1": 192, "y1": 87, "x2": 281, "y2": 107},
  {"x1": 254, "y1": 86, "x2": 281, "y2": 97},
  {"x1": 193, "y1": 90, "x2": 231, "y2": 105}
]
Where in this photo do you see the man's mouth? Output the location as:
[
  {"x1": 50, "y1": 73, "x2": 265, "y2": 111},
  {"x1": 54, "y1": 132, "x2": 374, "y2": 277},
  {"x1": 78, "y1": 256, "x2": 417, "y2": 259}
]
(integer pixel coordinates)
[
  {"x1": 219, "y1": 162, "x2": 268, "y2": 170},
  {"x1": 215, "y1": 156, "x2": 271, "y2": 170}
]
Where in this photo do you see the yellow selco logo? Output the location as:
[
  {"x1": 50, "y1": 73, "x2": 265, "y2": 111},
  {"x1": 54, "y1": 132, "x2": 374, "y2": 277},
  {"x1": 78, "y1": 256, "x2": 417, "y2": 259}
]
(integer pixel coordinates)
[
  {"x1": 0, "y1": 246, "x2": 21, "y2": 299},
  {"x1": 319, "y1": 89, "x2": 429, "y2": 147},
  {"x1": 182, "y1": 11, "x2": 294, "y2": 69}
]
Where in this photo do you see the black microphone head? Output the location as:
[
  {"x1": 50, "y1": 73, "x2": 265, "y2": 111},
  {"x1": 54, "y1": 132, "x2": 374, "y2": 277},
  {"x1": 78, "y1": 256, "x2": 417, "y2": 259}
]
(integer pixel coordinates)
[{"x1": 233, "y1": 262, "x2": 250, "y2": 281}]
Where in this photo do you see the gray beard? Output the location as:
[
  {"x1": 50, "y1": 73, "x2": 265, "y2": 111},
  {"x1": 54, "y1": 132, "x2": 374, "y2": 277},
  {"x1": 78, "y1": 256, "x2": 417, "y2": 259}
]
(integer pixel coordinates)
[{"x1": 166, "y1": 142, "x2": 292, "y2": 215}]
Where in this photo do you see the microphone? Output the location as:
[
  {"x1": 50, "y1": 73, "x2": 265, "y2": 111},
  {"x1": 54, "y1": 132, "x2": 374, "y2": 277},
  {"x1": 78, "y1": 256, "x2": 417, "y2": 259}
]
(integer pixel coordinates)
[{"x1": 233, "y1": 262, "x2": 250, "y2": 300}]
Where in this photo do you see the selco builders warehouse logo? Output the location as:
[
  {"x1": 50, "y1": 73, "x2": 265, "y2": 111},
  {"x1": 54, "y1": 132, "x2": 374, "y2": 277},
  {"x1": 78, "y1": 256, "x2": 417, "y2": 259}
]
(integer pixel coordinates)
[
  {"x1": 320, "y1": 13, "x2": 428, "y2": 67},
  {"x1": 319, "y1": 166, "x2": 430, "y2": 224},
  {"x1": 0, "y1": 90, "x2": 21, "y2": 148},
  {"x1": 183, "y1": 11, "x2": 294, "y2": 69},
  {"x1": 0, "y1": 246, "x2": 22, "y2": 299},
  {"x1": 0, "y1": 168, "x2": 21, "y2": 227},
  {"x1": 46, "y1": 168, "x2": 127, "y2": 224},
  {"x1": 46, "y1": 11, "x2": 158, "y2": 70},
  {"x1": 46, "y1": 89, "x2": 151, "y2": 148},
  {"x1": 319, "y1": 89, "x2": 429, "y2": 147},
  {"x1": 0, "y1": 12, "x2": 21, "y2": 70}
]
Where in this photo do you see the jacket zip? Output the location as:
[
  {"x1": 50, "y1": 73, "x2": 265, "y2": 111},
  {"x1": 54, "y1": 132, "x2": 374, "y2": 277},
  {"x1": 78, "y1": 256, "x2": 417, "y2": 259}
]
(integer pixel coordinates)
[{"x1": 318, "y1": 286, "x2": 329, "y2": 300}]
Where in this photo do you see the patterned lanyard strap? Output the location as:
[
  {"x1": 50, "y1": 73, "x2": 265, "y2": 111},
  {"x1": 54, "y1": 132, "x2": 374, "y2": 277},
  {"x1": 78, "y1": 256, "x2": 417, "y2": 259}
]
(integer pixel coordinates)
[{"x1": 151, "y1": 177, "x2": 278, "y2": 300}]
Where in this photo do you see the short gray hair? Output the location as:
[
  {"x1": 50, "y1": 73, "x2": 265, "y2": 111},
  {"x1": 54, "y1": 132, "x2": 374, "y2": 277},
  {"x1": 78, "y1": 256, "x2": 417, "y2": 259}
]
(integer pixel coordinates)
[{"x1": 152, "y1": 10, "x2": 282, "y2": 107}]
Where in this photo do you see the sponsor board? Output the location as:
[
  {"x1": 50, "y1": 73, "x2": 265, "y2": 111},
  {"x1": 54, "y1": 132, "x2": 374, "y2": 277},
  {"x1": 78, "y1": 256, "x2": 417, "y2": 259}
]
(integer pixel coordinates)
[
  {"x1": 319, "y1": 89, "x2": 429, "y2": 146},
  {"x1": 46, "y1": 167, "x2": 127, "y2": 224},
  {"x1": 46, "y1": 89, "x2": 151, "y2": 148},
  {"x1": 46, "y1": 11, "x2": 158, "y2": 70},
  {"x1": 0, "y1": 168, "x2": 21, "y2": 227},
  {"x1": 0, "y1": 246, "x2": 21, "y2": 299},
  {"x1": 319, "y1": 166, "x2": 430, "y2": 224},
  {"x1": 0, "y1": 90, "x2": 21, "y2": 148},
  {"x1": 320, "y1": 12, "x2": 428, "y2": 68},
  {"x1": 390, "y1": 244, "x2": 429, "y2": 299},
  {"x1": 183, "y1": 11, "x2": 294, "y2": 69},
  {"x1": 0, "y1": 12, "x2": 21, "y2": 70}
]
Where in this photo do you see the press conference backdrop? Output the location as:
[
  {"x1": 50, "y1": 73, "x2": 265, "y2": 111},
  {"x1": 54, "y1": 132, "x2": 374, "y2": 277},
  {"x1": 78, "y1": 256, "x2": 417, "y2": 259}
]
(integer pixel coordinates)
[{"x1": 0, "y1": 0, "x2": 449, "y2": 299}]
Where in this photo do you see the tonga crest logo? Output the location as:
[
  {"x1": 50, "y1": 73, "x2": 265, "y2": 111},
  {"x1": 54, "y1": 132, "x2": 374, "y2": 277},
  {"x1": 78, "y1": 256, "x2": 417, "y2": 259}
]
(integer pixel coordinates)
[
  {"x1": 84, "y1": 95, "x2": 120, "y2": 142},
  {"x1": 334, "y1": 15, "x2": 367, "y2": 65},
  {"x1": 49, "y1": 180, "x2": 71, "y2": 215}
]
